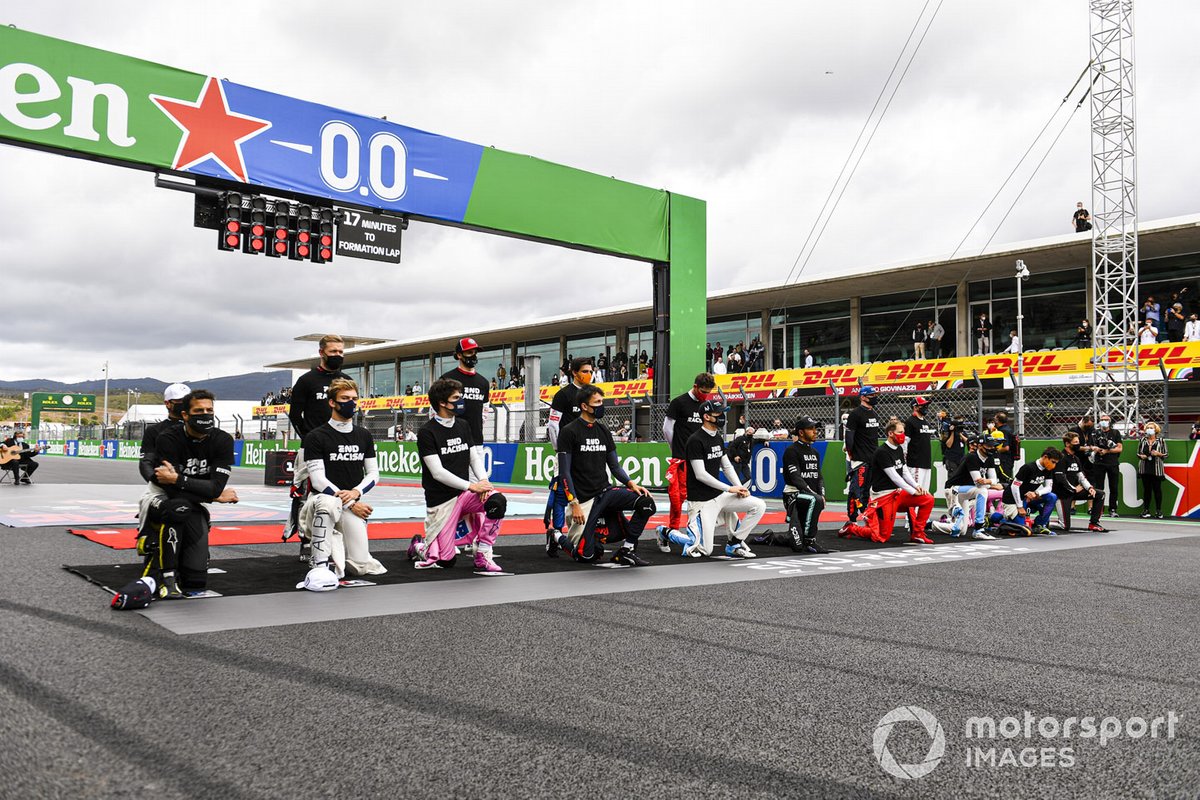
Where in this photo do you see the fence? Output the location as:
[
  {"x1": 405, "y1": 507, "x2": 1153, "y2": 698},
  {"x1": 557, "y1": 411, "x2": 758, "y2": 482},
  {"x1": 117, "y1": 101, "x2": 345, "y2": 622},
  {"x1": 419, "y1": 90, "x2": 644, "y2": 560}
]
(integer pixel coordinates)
[{"x1": 31, "y1": 372, "x2": 1181, "y2": 446}]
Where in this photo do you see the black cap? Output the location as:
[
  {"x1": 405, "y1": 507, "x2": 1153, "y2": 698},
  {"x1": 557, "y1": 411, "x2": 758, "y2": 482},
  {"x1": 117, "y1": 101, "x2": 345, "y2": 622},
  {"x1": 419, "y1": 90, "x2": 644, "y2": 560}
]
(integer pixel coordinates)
[
  {"x1": 699, "y1": 399, "x2": 728, "y2": 416},
  {"x1": 794, "y1": 415, "x2": 820, "y2": 431}
]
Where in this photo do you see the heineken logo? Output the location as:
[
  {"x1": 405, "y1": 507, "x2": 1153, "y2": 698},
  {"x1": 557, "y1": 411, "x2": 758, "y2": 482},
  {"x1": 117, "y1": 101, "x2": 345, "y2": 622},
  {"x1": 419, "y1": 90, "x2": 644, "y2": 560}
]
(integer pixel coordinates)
[{"x1": 151, "y1": 77, "x2": 271, "y2": 183}]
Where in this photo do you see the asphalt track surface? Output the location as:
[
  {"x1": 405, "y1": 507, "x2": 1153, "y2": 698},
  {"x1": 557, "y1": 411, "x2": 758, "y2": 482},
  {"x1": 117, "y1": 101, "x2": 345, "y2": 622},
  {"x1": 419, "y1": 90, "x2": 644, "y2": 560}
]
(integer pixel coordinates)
[{"x1": 2, "y1": 457, "x2": 1198, "y2": 798}]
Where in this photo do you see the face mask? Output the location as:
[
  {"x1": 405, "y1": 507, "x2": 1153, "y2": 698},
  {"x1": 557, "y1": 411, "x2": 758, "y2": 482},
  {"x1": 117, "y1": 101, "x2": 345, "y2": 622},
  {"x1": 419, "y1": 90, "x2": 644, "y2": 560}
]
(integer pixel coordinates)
[
  {"x1": 1099, "y1": 420, "x2": 1110, "y2": 429},
  {"x1": 694, "y1": 388, "x2": 711, "y2": 401},
  {"x1": 577, "y1": 371, "x2": 593, "y2": 385},
  {"x1": 168, "y1": 400, "x2": 185, "y2": 418},
  {"x1": 335, "y1": 399, "x2": 357, "y2": 418},
  {"x1": 450, "y1": 398, "x2": 467, "y2": 417},
  {"x1": 323, "y1": 354, "x2": 344, "y2": 371},
  {"x1": 187, "y1": 413, "x2": 216, "y2": 433},
  {"x1": 589, "y1": 404, "x2": 605, "y2": 419},
  {"x1": 893, "y1": 432, "x2": 906, "y2": 445},
  {"x1": 460, "y1": 354, "x2": 479, "y2": 369}
]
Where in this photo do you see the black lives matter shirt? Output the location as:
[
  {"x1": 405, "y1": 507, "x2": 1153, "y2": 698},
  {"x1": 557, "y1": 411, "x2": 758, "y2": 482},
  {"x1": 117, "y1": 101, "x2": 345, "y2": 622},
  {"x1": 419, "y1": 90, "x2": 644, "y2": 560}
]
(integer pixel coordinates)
[
  {"x1": 665, "y1": 391, "x2": 704, "y2": 460},
  {"x1": 557, "y1": 418, "x2": 617, "y2": 504},
  {"x1": 440, "y1": 367, "x2": 491, "y2": 446},
  {"x1": 685, "y1": 428, "x2": 728, "y2": 503},
  {"x1": 153, "y1": 425, "x2": 234, "y2": 504},
  {"x1": 845, "y1": 405, "x2": 880, "y2": 464},
  {"x1": 550, "y1": 384, "x2": 583, "y2": 441},
  {"x1": 782, "y1": 441, "x2": 823, "y2": 495},
  {"x1": 904, "y1": 414, "x2": 938, "y2": 469},
  {"x1": 417, "y1": 418, "x2": 472, "y2": 508},
  {"x1": 302, "y1": 423, "x2": 376, "y2": 491},
  {"x1": 1011, "y1": 460, "x2": 1053, "y2": 505},
  {"x1": 288, "y1": 366, "x2": 349, "y2": 438},
  {"x1": 947, "y1": 451, "x2": 993, "y2": 488},
  {"x1": 870, "y1": 444, "x2": 908, "y2": 493},
  {"x1": 139, "y1": 418, "x2": 182, "y2": 482}
]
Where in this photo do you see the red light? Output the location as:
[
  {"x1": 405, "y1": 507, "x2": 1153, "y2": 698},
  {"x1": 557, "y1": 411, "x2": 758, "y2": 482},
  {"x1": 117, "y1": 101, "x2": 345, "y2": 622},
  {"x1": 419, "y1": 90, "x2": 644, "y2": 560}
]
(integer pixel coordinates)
[
  {"x1": 251, "y1": 224, "x2": 265, "y2": 237},
  {"x1": 251, "y1": 239, "x2": 264, "y2": 251},
  {"x1": 225, "y1": 221, "x2": 240, "y2": 233},
  {"x1": 274, "y1": 241, "x2": 287, "y2": 254},
  {"x1": 274, "y1": 229, "x2": 287, "y2": 240},
  {"x1": 297, "y1": 231, "x2": 311, "y2": 243},
  {"x1": 320, "y1": 248, "x2": 332, "y2": 260},
  {"x1": 297, "y1": 245, "x2": 310, "y2": 258},
  {"x1": 224, "y1": 234, "x2": 239, "y2": 247},
  {"x1": 319, "y1": 234, "x2": 333, "y2": 246}
]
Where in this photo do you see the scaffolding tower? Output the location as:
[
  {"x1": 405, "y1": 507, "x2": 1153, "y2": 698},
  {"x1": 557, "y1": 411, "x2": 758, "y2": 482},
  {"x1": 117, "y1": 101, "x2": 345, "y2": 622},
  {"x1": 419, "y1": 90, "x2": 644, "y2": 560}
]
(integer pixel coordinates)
[{"x1": 1089, "y1": 0, "x2": 1139, "y2": 424}]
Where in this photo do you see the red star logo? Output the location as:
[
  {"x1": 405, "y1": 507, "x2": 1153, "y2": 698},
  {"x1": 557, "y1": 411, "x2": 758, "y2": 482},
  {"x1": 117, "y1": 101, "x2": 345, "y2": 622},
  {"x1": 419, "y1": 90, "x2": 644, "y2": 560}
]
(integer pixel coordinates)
[
  {"x1": 151, "y1": 77, "x2": 271, "y2": 182},
  {"x1": 1163, "y1": 441, "x2": 1200, "y2": 517}
]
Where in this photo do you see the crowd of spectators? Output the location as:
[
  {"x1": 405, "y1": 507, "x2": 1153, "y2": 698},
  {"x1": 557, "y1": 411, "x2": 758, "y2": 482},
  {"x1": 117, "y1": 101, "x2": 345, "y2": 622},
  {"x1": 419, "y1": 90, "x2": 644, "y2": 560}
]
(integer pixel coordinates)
[{"x1": 261, "y1": 386, "x2": 292, "y2": 405}]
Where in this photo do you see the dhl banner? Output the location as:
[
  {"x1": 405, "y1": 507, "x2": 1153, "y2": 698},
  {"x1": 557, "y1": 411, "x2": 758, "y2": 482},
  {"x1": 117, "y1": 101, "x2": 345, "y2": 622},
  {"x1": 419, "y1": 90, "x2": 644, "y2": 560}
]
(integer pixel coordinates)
[{"x1": 252, "y1": 343, "x2": 1200, "y2": 417}]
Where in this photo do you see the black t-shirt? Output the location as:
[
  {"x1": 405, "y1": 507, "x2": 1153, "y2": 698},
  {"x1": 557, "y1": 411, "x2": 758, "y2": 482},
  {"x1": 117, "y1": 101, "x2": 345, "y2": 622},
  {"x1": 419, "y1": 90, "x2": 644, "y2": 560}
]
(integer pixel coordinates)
[
  {"x1": 557, "y1": 418, "x2": 617, "y2": 504},
  {"x1": 996, "y1": 425, "x2": 1017, "y2": 469},
  {"x1": 783, "y1": 441, "x2": 823, "y2": 495},
  {"x1": 845, "y1": 405, "x2": 880, "y2": 463},
  {"x1": 904, "y1": 414, "x2": 937, "y2": 469},
  {"x1": 153, "y1": 425, "x2": 234, "y2": 504},
  {"x1": 550, "y1": 383, "x2": 583, "y2": 448},
  {"x1": 139, "y1": 418, "x2": 182, "y2": 481},
  {"x1": 1054, "y1": 450, "x2": 1088, "y2": 492},
  {"x1": 439, "y1": 367, "x2": 490, "y2": 446},
  {"x1": 870, "y1": 444, "x2": 907, "y2": 493},
  {"x1": 302, "y1": 423, "x2": 376, "y2": 491},
  {"x1": 685, "y1": 428, "x2": 727, "y2": 503},
  {"x1": 665, "y1": 391, "x2": 705, "y2": 459},
  {"x1": 947, "y1": 450, "x2": 993, "y2": 488},
  {"x1": 942, "y1": 421, "x2": 967, "y2": 462},
  {"x1": 417, "y1": 418, "x2": 472, "y2": 508},
  {"x1": 288, "y1": 366, "x2": 349, "y2": 438},
  {"x1": 1012, "y1": 459, "x2": 1053, "y2": 504},
  {"x1": 1094, "y1": 428, "x2": 1123, "y2": 466}
]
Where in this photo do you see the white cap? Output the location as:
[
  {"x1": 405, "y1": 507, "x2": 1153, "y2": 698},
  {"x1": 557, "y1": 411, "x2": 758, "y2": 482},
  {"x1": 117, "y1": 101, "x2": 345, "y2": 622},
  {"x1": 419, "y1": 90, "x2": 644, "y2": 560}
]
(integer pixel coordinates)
[
  {"x1": 164, "y1": 383, "x2": 191, "y2": 402},
  {"x1": 296, "y1": 565, "x2": 339, "y2": 592}
]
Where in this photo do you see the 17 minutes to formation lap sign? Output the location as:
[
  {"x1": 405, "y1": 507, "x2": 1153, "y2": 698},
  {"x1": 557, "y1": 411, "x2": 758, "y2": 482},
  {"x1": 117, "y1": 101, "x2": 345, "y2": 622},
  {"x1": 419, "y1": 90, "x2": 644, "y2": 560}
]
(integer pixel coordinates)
[{"x1": 336, "y1": 210, "x2": 403, "y2": 263}]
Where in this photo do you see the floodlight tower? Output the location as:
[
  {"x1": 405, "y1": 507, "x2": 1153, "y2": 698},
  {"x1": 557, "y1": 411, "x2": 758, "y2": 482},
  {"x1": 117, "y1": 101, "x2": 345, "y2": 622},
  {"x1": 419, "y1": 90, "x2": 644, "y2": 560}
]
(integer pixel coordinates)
[{"x1": 1089, "y1": 0, "x2": 1139, "y2": 424}]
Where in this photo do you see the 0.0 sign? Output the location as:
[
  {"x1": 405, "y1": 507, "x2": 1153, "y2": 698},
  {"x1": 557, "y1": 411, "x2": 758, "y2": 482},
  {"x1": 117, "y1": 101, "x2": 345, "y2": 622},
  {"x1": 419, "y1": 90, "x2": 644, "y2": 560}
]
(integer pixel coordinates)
[{"x1": 318, "y1": 120, "x2": 408, "y2": 201}]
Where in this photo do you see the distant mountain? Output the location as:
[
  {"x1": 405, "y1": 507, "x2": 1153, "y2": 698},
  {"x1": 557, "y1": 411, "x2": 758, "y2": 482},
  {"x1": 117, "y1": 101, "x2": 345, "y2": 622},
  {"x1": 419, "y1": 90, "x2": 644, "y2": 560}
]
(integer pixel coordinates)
[{"x1": 0, "y1": 370, "x2": 294, "y2": 401}]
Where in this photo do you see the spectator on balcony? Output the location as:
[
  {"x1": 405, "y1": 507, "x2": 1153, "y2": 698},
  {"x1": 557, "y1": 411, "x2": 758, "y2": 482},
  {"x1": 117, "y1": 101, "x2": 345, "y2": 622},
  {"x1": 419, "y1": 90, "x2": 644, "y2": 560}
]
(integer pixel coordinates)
[
  {"x1": 1000, "y1": 329, "x2": 1021, "y2": 355},
  {"x1": 1185, "y1": 314, "x2": 1200, "y2": 342},
  {"x1": 1072, "y1": 201, "x2": 1092, "y2": 233},
  {"x1": 1165, "y1": 303, "x2": 1187, "y2": 342},
  {"x1": 974, "y1": 312, "x2": 993, "y2": 355},
  {"x1": 496, "y1": 364, "x2": 507, "y2": 388},
  {"x1": 1141, "y1": 297, "x2": 1161, "y2": 328},
  {"x1": 927, "y1": 319, "x2": 945, "y2": 359},
  {"x1": 803, "y1": 348, "x2": 814, "y2": 368},
  {"x1": 726, "y1": 345, "x2": 744, "y2": 373},
  {"x1": 711, "y1": 355, "x2": 727, "y2": 375},
  {"x1": 747, "y1": 337, "x2": 766, "y2": 372},
  {"x1": 706, "y1": 343, "x2": 714, "y2": 372},
  {"x1": 596, "y1": 352, "x2": 609, "y2": 383},
  {"x1": 912, "y1": 321, "x2": 927, "y2": 360},
  {"x1": 1071, "y1": 319, "x2": 1092, "y2": 349},
  {"x1": 1138, "y1": 318, "x2": 1159, "y2": 346}
]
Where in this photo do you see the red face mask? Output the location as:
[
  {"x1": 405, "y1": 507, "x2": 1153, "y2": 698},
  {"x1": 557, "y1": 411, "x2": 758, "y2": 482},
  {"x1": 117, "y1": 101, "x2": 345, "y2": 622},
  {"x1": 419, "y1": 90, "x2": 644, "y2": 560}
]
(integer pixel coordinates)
[
  {"x1": 893, "y1": 432, "x2": 907, "y2": 445},
  {"x1": 694, "y1": 387, "x2": 712, "y2": 401}
]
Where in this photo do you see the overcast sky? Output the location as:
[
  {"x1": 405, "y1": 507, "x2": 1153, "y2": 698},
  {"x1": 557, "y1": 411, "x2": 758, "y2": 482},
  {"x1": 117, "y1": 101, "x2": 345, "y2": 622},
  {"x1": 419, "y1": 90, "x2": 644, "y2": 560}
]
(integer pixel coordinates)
[{"x1": 3, "y1": 1, "x2": 1199, "y2": 383}]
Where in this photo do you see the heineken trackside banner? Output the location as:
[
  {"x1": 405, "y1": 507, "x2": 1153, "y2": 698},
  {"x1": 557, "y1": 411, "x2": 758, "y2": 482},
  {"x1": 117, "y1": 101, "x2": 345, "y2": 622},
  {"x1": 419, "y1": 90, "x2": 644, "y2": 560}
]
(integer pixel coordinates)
[
  {"x1": 251, "y1": 343, "x2": 1200, "y2": 417},
  {"x1": 39, "y1": 437, "x2": 1200, "y2": 518},
  {"x1": 0, "y1": 27, "x2": 668, "y2": 260}
]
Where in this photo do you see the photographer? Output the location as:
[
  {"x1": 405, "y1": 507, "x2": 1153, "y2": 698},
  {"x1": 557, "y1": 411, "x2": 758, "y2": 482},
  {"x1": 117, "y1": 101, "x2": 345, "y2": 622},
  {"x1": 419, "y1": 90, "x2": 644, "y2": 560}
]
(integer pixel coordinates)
[
  {"x1": 940, "y1": 410, "x2": 968, "y2": 472},
  {"x1": 1190, "y1": 418, "x2": 1200, "y2": 441}
]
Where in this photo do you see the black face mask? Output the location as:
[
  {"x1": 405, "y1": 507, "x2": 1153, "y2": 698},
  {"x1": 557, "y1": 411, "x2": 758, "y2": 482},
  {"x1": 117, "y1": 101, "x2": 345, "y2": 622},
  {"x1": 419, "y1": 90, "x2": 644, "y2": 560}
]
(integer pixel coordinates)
[
  {"x1": 168, "y1": 400, "x2": 185, "y2": 419},
  {"x1": 187, "y1": 413, "x2": 216, "y2": 434},
  {"x1": 460, "y1": 354, "x2": 479, "y2": 369},
  {"x1": 589, "y1": 404, "x2": 605, "y2": 419},
  {"x1": 335, "y1": 399, "x2": 357, "y2": 418},
  {"x1": 323, "y1": 354, "x2": 344, "y2": 371}
]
